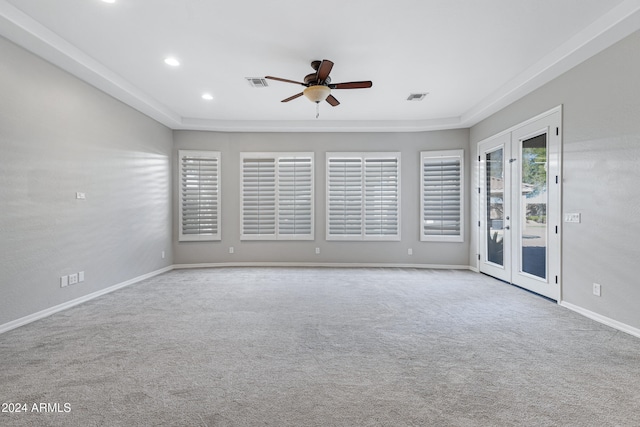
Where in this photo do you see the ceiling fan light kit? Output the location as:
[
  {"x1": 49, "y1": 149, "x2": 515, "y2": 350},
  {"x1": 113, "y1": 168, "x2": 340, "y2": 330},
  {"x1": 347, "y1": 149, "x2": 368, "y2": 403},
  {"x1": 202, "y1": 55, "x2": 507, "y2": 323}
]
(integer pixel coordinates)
[{"x1": 264, "y1": 59, "x2": 372, "y2": 118}]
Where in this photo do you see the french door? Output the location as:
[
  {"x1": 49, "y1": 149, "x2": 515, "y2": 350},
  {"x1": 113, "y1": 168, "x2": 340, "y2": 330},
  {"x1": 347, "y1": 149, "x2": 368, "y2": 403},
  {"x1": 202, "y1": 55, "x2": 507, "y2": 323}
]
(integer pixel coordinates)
[{"x1": 478, "y1": 109, "x2": 561, "y2": 300}]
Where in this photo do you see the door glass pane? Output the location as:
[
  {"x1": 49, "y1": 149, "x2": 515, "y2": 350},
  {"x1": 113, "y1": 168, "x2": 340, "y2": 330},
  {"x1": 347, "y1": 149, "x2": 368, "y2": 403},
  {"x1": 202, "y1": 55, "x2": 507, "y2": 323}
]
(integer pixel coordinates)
[
  {"x1": 486, "y1": 148, "x2": 504, "y2": 266},
  {"x1": 520, "y1": 134, "x2": 547, "y2": 279}
]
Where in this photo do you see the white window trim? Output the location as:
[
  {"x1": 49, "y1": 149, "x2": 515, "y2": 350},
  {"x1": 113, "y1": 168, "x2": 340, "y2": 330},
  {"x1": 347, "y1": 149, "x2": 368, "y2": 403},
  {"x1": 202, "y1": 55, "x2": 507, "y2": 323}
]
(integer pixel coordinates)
[
  {"x1": 420, "y1": 149, "x2": 464, "y2": 242},
  {"x1": 326, "y1": 152, "x2": 401, "y2": 241},
  {"x1": 178, "y1": 150, "x2": 221, "y2": 242},
  {"x1": 240, "y1": 152, "x2": 314, "y2": 241}
]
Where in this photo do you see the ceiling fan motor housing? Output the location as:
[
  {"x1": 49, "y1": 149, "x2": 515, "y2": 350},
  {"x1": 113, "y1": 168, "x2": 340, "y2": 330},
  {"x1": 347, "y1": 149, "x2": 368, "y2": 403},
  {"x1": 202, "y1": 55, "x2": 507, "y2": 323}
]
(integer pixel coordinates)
[{"x1": 304, "y1": 73, "x2": 330, "y2": 85}]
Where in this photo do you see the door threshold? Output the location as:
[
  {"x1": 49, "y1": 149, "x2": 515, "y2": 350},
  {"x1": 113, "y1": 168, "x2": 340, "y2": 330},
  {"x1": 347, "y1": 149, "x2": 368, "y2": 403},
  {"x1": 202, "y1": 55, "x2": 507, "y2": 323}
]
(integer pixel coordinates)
[{"x1": 480, "y1": 272, "x2": 557, "y2": 303}]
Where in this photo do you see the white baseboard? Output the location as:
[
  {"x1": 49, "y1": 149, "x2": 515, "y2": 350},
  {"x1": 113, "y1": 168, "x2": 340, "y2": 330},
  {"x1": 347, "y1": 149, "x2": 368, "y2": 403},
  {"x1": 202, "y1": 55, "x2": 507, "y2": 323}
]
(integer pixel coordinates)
[
  {"x1": 172, "y1": 262, "x2": 474, "y2": 270},
  {"x1": 6, "y1": 264, "x2": 637, "y2": 341},
  {"x1": 560, "y1": 301, "x2": 640, "y2": 339},
  {"x1": 0, "y1": 266, "x2": 173, "y2": 335}
]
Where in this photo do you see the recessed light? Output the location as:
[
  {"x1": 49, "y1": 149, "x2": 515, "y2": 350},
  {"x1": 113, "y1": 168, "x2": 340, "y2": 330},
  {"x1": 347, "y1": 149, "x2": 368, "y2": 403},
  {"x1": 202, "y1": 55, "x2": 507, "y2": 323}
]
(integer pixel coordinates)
[
  {"x1": 164, "y1": 57, "x2": 180, "y2": 67},
  {"x1": 202, "y1": 93, "x2": 214, "y2": 101},
  {"x1": 101, "y1": 0, "x2": 116, "y2": 3}
]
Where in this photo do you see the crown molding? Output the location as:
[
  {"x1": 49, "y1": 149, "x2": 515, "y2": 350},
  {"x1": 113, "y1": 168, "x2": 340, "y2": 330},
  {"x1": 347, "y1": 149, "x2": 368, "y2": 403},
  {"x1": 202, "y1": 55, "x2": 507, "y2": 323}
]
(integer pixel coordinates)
[
  {"x1": 0, "y1": 0, "x2": 182, "y2": 127},
  {"x1": 459, "y1": 0, "x2": 640, "y2": 127},
  {"x1": 2, "y1": 0, "x2": 640, "y2": 133},
  {"x1": 177, "y1": 116, "x2": 465, "y2": 133}
]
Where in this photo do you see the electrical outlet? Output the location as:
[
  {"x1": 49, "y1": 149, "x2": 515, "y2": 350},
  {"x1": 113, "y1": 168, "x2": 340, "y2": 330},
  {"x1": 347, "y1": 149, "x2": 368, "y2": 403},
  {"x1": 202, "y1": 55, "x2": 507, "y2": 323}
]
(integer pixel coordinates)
[
  {"x1": 408, "y1": 248, "x2": 413, "y2": 255},
  {"x1": 315, "y1": 247, "x2": 320, "y2": 255},
  {"x1": 229, "y1": 247, "x2": 234, "y2": 254},
  {"x1": 60, "y1": 275, "x2": 69, "y2": 288},
  {"x1": 76, "y1": 192, "x2": 86, "y2": 200},
  {"x1": 593, "y1": 283, "x2": 601, "y2": 297},
  {"x1": 162, "y1": 251, "x2": 165, "y2": 259},
  {"x1": 79, "y1": 271, "x2": 85, "y2": 282},
  {"x1": 68, "y1": 273, "x2": 79, "y2": 285}
]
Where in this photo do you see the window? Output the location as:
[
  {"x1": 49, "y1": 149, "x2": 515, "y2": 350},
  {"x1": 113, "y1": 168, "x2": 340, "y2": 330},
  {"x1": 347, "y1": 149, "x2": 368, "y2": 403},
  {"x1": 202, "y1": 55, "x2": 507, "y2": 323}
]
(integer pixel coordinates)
[
  {"x1": 241, "y1": 153, "x2": 313, "y2": 240},
  {"x1": 179, "y1": 150, "x2": 221, "y2": 241},
  {"x1": 327, "y1": 152, "x2": 400, "y2": 241},
  {"x1": 421, "y1": 150, "x2": 464, "y2": 242}
]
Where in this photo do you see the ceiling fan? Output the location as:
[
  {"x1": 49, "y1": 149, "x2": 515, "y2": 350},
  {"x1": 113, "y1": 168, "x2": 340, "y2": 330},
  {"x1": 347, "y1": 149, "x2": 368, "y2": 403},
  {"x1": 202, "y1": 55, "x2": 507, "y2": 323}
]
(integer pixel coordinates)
[{"x1": 265, "y1": 59, "x2": 373, "y2": 117}]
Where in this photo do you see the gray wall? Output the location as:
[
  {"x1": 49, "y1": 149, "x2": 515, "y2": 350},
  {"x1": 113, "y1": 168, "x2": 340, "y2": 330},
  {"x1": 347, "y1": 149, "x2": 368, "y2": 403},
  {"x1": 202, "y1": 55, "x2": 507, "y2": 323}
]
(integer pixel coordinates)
[
  {"x1": 173, "y1": 130, "x2": 470, "y2": 267},
  {"x1": 470, "y1": 30, "x2": 640, "y2": 330},
  {"x1": 0, "y1": 37, "x2": 174, "y2": 326}
]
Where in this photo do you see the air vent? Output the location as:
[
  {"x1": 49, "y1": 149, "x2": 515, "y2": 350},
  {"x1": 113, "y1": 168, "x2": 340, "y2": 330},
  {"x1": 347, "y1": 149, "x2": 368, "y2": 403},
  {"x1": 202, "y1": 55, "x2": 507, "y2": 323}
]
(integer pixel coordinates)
[
  {"x1": 246, "y1": 77, "x2": 269, "y2": 88},
  {"x1": 407, "y1": 93, "x2": 428, "y2": 101}
]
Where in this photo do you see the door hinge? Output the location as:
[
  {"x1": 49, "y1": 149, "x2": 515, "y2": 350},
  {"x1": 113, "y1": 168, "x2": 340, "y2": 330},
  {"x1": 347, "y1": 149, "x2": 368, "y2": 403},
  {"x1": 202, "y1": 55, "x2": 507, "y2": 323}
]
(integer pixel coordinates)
[
  {"x1": 478, "y1": 156, "x2": 481, "y2": 162},
  {"x1": 478, "y1": 221, "x2": 481, "y2": 227},
  {"x1": 478, "y1": 254, "x2": 481, "y2": 261},
  {"x1": 556, "y1": 127, "x2": 559, "y2": 136},
  {"x1": 556, "y1": 175, "x2": 558, "y2": 184},
  {"x1": 555, "y1": 275, "x2": 558, "y2": 284},
  {"x1": 478, "y1": 187, "x2": 481, "y2": 194},
  {"x1": 555, "y1": 225, "x2": 558, "y2": 234}
]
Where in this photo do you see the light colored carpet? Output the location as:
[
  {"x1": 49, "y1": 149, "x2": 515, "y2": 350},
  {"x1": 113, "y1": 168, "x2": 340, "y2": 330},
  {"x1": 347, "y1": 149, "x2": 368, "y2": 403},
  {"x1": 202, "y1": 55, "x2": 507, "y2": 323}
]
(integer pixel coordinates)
[{"x1": 1, "y1": 267, "x2": 639, "y2": 426}]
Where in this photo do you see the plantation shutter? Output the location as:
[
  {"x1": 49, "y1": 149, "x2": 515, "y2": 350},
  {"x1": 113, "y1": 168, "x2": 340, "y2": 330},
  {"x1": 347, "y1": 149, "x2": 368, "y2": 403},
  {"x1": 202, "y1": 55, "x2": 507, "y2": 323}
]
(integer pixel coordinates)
[
  {"x1": 327, "y1": 157, "x2": 363, "y2": 238},
  {"x1": 179, "y1": 150, "x2": 220, "y2": 241},
  {"x1": 421, "y1": 150, "x2": 464, "y2": 242},
  {"x1": 327, "y1": 153, "x2": 400, "y2": 241},
  {"x1": 277, "y1": 157, "x2": 313, "y2": 238},
  {"x1": 241, "y1": 157, "x2": 276, "y2": 238},
  {"x1": 364, "y1": 157, "x2": 399, "y2": 237},
  {"x1": 241, "y1": 153, "x2": 314, "y2": 240}
]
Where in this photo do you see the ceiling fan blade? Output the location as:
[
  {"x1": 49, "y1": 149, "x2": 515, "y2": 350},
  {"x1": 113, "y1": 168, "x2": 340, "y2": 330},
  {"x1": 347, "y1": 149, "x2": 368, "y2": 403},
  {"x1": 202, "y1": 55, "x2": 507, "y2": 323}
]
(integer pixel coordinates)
[
  {"x1": 329, "y1": 81, "x2": 373, "y2": 89},
  {"x1": 326, "y1": 95, "x2": 340, "y2": 106},
  {"x1": 316, "y1": 60, "x2": 334, "y2": 84},
  {"x1": 281, "y1": 92, "x2": 304, "y2": 102},
  {"x1": 265, "y1": 76, "x2": 306, "y2": 86}
]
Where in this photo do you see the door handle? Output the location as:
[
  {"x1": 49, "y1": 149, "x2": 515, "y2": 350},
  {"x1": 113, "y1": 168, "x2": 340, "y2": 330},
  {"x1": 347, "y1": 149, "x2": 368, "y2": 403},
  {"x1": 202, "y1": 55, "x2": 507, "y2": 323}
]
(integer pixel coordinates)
[{"x1": 504, "y1": 226, "x2": 510, "y2": 230}]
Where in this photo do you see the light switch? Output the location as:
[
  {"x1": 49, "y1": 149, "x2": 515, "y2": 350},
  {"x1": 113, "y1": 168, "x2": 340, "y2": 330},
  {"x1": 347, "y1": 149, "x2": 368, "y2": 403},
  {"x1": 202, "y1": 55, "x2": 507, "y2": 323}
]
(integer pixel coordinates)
[{"x1": 564, "y1": 213, "x2": 581, "y2": 223}]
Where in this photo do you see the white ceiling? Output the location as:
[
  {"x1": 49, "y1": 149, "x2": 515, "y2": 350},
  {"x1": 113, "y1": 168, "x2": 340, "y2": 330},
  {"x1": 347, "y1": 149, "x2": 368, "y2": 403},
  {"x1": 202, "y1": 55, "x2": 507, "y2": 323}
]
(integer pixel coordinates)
[{"x1": 2, "y1": 0, "x2": 640, "y2": 132}]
